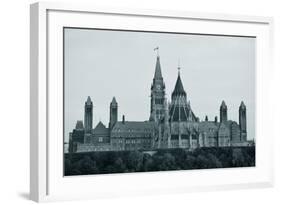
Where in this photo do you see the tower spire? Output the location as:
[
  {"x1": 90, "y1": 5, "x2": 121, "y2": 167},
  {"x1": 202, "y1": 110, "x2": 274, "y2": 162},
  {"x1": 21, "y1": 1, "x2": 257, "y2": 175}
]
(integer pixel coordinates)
[
  {"x1": 109, "y1": 97, "x2": 118, "y2": 129},
  {"x1": 172, "y1": 71, "x2": 186, "y2": 98},
  {"x1": 150, "y1": 47, "x2": 166, "y2": 121},
  {"x1": 153, "y1": 47, "x2": 162, "y2": 80},
  {"x1": 239, "y1": 101, "x2": 247, "y2": 141},
  {"x1": 84, "y1": 96, "x2": 93, "y2": 133},
  {"x1": 220, "y1": 100, "x2": 228, "y2": 122}
]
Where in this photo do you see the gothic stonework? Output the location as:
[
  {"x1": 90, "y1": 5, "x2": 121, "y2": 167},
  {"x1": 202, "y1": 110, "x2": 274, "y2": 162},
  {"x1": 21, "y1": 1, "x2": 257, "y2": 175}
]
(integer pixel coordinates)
[{"x1": 69, "y1": 54, "x2": 251, "y2": 153}]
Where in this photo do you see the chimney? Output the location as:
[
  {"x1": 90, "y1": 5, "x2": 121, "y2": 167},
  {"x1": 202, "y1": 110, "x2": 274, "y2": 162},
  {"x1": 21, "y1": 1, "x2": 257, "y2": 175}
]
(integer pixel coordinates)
[
  {"x1": 215, "y1": 116, "x2": 218, "y2": 123},
  {"x1": 122, "y1": 115, "x2": 125, "y2": 124},
  {"x1": 205, "y1": 115, "x2": 208, "y2": 121}
]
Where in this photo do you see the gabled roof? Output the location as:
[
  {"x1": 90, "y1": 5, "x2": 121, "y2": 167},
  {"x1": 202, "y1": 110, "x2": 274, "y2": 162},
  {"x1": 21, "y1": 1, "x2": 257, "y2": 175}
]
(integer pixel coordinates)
[
  {"x1": 154, "y1": 56, "x2": 163, "y2": 79},
  {"x1": 93, "y1": 121, "x2": 109, "y2": 135},
  {"x1": 172, "y1": 74, "x2": 186, "y2": 98},
  {"x1": 218, "y1": 122, "x2": 230, "y2": 134},
  {"x1": 75, "y1": 120, "x2": 84, "y2": 130},
  {"x1": 112, "y1": 121, "x2": 157, "y2": 133},
  {"x1": 199, "y1": 121, "x2": 219, "y2": 132},
  {"x1": 199, "y1": 120, "x2": 237, "y2": 134},
  {"x1": 95, "y1": 121, "x2": 106, "y2": 129}
]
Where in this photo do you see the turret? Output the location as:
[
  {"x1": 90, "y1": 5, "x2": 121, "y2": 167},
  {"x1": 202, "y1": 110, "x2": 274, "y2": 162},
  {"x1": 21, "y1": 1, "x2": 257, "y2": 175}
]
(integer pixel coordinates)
[
  {"x1": 239, "y1": 101, "x2": 247, "y2": 141},
  {"x1": 84, "y1": 96, "x2": 93, "y2": 133},
  {"x1": 220, "y1": 100, "x2": 227, "y2": 123},
  {"x1": 109, "y1": 97, "x2": 118, "y2": 129}
]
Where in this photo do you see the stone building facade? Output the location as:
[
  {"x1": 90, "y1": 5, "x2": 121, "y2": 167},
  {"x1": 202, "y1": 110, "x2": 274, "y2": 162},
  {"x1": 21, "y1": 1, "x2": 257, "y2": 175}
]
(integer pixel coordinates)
[{"x1": 68, "y1": 54, "x2": 250, "y2": 153}]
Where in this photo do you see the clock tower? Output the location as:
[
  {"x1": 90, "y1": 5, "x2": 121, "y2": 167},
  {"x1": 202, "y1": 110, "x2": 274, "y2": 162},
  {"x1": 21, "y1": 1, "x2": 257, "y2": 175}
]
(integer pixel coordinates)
[{"x1": 149, "y1": 50, "x2": 166, "y2": 122}]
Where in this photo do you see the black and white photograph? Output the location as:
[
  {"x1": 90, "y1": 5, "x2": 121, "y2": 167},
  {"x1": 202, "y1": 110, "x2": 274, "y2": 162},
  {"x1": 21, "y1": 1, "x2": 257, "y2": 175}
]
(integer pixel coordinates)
[{"x1": 64, "y1": 28, "x2": 256, "y2": 176}]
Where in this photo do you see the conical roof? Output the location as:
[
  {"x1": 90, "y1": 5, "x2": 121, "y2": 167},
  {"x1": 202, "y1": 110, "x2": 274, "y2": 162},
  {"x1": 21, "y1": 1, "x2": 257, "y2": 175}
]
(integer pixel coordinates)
[
  {"x1": 172, "y1": 74, "x2": 186, "y2": 98},
  {"x1": 86, "y1": 96, "x2": 92, "y2": 105},
  {"x1": 111, "y1": 97, "x2": 117, "y2": 105},
  {"x1": 220, "y1": 100, "x2": 227, "y2": 109},
  {"x1": 154, "y1": 56, "x2": 163, "y2": 79},
  {"x1": 240, "y1": 101, "x2": 246, "y2": 109}
]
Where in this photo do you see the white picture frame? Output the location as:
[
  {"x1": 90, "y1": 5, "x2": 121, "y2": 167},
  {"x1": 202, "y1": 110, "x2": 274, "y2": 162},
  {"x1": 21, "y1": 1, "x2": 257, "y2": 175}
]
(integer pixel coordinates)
[{"x1": 30, "y1": 2, "x2": 274, "y2": 202}]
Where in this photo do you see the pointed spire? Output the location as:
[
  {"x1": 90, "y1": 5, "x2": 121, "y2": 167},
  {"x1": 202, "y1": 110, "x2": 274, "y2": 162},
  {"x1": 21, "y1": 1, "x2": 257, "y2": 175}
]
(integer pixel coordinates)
[
  {"x1": 220, "y1": 100, "x2": 227, "y2": 109},
  {"x1": 154, "y1": 55, "x2": 163, "y2": 80},
  {"x1": 220, "y1": 100, "x2": 227, "y2": 122},
  {"x1": 172, "y1": 72, "x2": 186, "y2": 98},
  {"x1": 111, "y1": 96, "x2": 117, "y2": 105},
  {"x1": 240, "y1": 101, "x2": 246, "y2": 109},
  {"x1": 86, "y1": 96, "x2": 92, "y2": 105}
]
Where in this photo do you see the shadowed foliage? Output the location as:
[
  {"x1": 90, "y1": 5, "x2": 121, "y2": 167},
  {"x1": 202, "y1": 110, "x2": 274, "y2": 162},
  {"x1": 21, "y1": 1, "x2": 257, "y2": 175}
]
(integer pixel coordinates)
[{"x1": 64, "y1": 146, "x2": 255, "y2": 176}]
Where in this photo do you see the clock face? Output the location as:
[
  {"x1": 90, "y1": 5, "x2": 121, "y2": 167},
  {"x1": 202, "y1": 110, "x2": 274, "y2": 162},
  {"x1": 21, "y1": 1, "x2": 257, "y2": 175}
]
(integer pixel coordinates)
[{"x1": 156, "y1": 85, "x2": 161, "y2": 90}]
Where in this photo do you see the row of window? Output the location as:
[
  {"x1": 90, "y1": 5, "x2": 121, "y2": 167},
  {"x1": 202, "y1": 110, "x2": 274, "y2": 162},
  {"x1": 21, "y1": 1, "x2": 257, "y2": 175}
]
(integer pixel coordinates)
[
  {"x1": 155, "y1": 98, "x2": 164, "y2": 105},
  {"x1": 171, "y1": 134, "x2": 198, "y2": 140},
  {"x1": 113, "y1": 129, "x2": 153, "y2": 133}
]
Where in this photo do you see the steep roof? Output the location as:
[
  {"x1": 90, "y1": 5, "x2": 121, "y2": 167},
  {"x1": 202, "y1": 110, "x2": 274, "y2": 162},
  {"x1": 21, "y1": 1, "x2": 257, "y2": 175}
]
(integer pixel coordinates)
[
  {"x1": 75, "y1": 120, "x2": 84, "y2": 130},
  {"x1": 93, "y1": 121, "x2": 109, "y2": 135},
  {"x1": 154, "y1": 56, "x2": 163, "y2": 79},
  {"x1": 111, "y1": 97, "x2": 117, "y2": 104},
  {"x1": 110, "y1": 97, "x2": 118, "y2": 106},
  {"x1": 169, "y1": 72, "x2": 196, "y2": 122},
  {"x1": 169, "y1": 104, "x2": 196, "y2": 122},
  {"x1": 86, "y1": 96, "x2": 92, "y2": 105},
  {"x1": 172, "y1": 74, "x2": 186, "y2": 98},
  {"x1": 239, "y1": 101, "x2": 246, "y2": 109},
  {"x1": 112, "y1": 121, "x2": 157, "y2": 133},
  {"x1": 199, "y1": 121, "x2": 219, "y2": 132},
  {"x1": 220, "y1": 100, "x2": 227, "y2": 109}
]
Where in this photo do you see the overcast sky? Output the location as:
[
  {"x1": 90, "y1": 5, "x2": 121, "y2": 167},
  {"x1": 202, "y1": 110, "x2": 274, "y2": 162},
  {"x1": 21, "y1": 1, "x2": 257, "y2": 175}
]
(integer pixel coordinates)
[{"x1": 64, "y1": 28, "x2": 255, "y2": 142}]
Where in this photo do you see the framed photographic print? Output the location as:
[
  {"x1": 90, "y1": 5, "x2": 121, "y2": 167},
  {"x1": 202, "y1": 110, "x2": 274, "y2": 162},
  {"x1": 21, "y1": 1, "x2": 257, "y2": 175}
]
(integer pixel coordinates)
[{"x1": 30, "y1": 2, "x2": 274, "y2": 202}]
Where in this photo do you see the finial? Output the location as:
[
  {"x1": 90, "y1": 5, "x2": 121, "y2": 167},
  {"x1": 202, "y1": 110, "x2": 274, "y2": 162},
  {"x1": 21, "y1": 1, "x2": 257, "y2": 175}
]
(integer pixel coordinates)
[
  {"x1": 86, "y1": 96, "x2": 92, "y2": 105},
  {"x1": 177, "y1": 59, "x2": 181, "y2": 75},
  {"x1": 240, "y1": 101, "x2": 246, "y2": 109},
  {"x1": 154, "y1": 46, "x2": 159, "y2": 57},
  {"x1": 111, "y1": 96, "x2": 117, "y2": 104},
  {"x1": 220, "y1": 100, "x2": 227, "y2": 109}
]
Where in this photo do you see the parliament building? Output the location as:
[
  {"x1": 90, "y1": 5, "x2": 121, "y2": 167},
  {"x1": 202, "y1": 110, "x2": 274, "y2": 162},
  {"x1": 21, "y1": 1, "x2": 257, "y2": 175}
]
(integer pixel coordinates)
[{"x1": 68, "y1": 54, "x2": 251, "y2": 153}]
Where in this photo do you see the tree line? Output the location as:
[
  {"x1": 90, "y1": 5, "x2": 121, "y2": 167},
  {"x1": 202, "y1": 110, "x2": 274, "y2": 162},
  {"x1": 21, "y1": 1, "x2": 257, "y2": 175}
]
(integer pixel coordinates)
[{"x1": 64, "y1": 146, "x2": 255, "y2": 176}]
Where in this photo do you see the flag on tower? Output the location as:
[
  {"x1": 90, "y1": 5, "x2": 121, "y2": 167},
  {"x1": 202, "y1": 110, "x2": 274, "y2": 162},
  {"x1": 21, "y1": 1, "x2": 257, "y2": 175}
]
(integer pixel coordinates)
[{"x1": 154, "y1": 46, "x2": 159, "y2": 56}]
